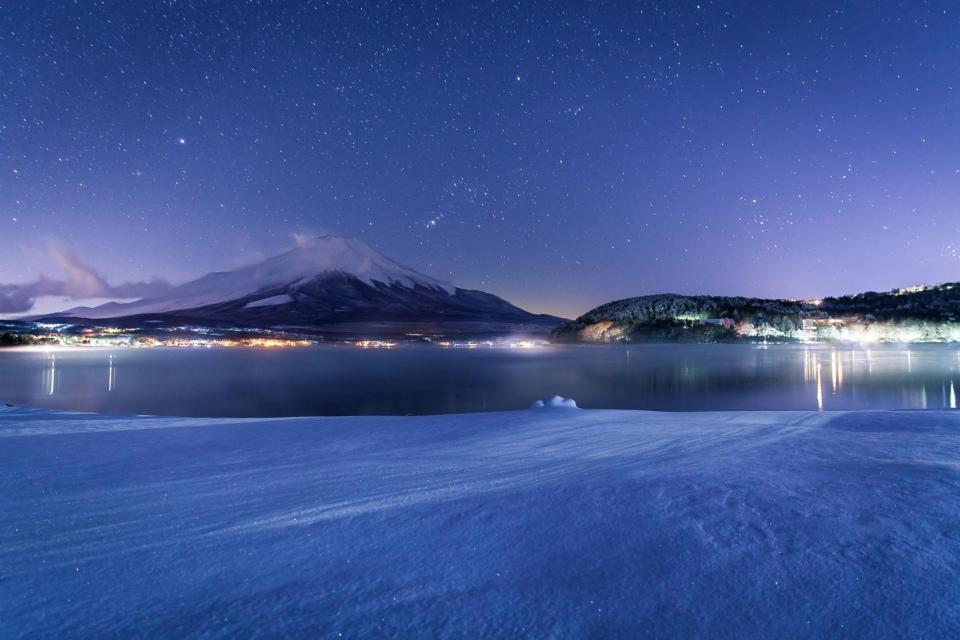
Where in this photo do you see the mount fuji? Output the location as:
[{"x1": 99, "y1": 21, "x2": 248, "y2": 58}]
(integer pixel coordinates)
[{"x1": 39, "y1": 236, "x2": 563, "y2": 336}]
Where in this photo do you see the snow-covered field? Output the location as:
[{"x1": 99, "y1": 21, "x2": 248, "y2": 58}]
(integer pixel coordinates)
[{"x1": 2, "y1": 403, "x2": 960, "y2": 638}]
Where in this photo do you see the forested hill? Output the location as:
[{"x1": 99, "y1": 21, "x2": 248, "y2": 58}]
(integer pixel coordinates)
[{"x1": 552, "y1": 283, "x2": 960, "y2": 343}]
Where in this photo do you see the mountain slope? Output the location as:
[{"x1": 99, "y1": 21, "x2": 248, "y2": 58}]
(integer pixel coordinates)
[{"x1": 43, "y1": 236, "x2": 563, "y2": 334}]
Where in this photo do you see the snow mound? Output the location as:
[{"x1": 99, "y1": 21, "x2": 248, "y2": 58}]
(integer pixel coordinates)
[
  {"x1": 530, "y1": 395, "x2": 579, "y2": 409},
  {"x1": 243, "y1": 293, "x2": 294, "y2": 309}
]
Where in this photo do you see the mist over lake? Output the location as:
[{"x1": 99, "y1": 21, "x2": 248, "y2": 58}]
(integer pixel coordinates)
[{"x1": 2, "y1": 343, "x2": 958, "y2": 417}]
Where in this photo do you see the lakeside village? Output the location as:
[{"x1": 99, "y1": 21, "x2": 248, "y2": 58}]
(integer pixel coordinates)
[
  {"x1": 603, "y1": 308, "x2": 960, "y2": 344},
  {"x1": 567, "y1": 283, "x2": 960, "y2": 344},
  {"x1": 720, "y1": 290, "x2": 960, "y2": 344},
  {"x1": 0, "y1": 322, "x2": 545, "y2": 351},
  {"x1": 700, "y1": 308, "x2": 960, "y2": 344}
]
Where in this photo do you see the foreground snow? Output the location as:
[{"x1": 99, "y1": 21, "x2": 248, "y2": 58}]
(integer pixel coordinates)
[{"x1": 2, "y1": 405, "x2": 959, "y2": 638}]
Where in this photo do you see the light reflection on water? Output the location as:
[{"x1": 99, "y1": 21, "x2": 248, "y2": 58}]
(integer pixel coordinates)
[
  {"x1": 107, "y1": 353, "x2": 115, "y2": 393},
  {"x1": 40, "y1": 353, "x2": 56, "y2": 396},
  {"x1": 0, "y1": 343, "x2": 959, "y2": 417}
]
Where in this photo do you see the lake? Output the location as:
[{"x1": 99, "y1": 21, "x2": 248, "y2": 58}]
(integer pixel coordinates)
[{"x1": 1, "y1": 343, "x2": 958, "y2": 417}]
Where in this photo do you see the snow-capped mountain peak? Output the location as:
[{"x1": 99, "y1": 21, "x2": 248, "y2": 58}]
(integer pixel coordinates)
[
  {"x1": 55, "y1": 236, "x2": 455, "y2": 319},
  {"x1": 253, "y1": 235, "x2": 454, "y2": 294}
]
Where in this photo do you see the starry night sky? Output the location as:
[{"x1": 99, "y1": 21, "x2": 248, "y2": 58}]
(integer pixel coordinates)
[{"x1": 2, "y1": 1, "x2": 959, "y2": 318}]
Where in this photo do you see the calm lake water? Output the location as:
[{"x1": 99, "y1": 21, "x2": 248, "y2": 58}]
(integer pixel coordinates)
[{"x1": 1, "y1": 343, "x2": 959, "y2": 417}]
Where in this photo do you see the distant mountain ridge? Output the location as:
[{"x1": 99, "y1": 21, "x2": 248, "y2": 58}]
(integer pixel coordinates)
[
  {"x1": 39, "y1": 236, "x2": 564, "y2": 336},
  {"x1": 553, "y1": 283, "x2": 960, "y2": 343}
]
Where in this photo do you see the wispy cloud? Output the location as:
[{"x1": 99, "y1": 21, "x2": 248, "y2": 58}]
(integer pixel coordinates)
[
  {"x1": 0, "y1": 244, "x2": 172, "y2": 314},
  {"x1": 291, "y1": 229, "x2": 335, "y2": 248}
]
